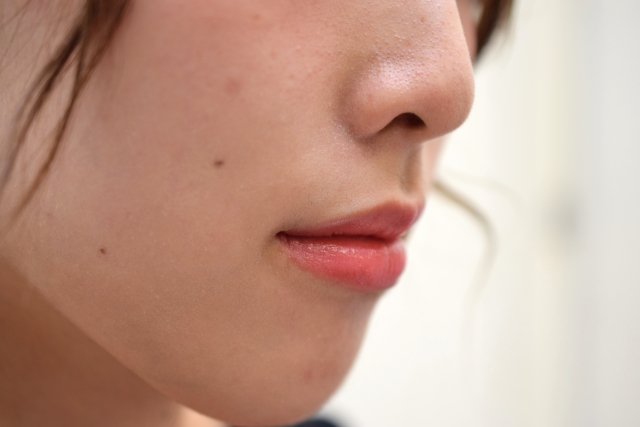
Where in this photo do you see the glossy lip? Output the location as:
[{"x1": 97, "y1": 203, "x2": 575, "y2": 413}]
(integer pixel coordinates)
[{"x1": 278, "y1": 202, "x2": 423, "y2": 292}]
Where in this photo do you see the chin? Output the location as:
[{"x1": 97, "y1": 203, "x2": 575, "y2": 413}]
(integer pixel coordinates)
[
  {"x1": 176, "y1": 371, "x2": 347, "y2": 427},
  {"x1": 152, "y1": 320, "x2": 367, "y2": 427},
  {"x1": 112, "y1": 276, "x2": 381, "y2": 427}
]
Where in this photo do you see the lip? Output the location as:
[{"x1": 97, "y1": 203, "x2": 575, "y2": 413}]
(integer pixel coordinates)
[{"x1": 278, "y1": 202, "x2": 423, "y2": 292}]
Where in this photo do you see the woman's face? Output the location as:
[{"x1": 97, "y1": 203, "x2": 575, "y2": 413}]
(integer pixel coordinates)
[{"x1": 4, "y1": 0, "x2": 475, "y2": 425}]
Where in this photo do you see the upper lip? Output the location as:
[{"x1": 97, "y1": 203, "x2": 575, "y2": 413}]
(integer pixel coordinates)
[{"x1": 280, "y1": 202, "x2": 423, "y2": 241}]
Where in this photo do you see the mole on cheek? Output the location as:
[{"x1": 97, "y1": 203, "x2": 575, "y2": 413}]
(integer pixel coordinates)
[
  {"x1": 99, "y1": 248, "x2": 107, "y2": 255},
  {"x1": 224, "y1": 78, "x2": 243, "y2": 96},
  {"x1": 213, "y1": 159, "x2": 225, "y2": 169}
]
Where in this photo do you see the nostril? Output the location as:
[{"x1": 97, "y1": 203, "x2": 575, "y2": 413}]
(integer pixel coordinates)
[{"x1": 389, "y1": 112, "x2": 426, "y2": 130}]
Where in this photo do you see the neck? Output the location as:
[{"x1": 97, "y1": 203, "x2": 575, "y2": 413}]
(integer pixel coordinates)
[{"x1": 0, "y1": 259, "x2": 223, "y2": 427}]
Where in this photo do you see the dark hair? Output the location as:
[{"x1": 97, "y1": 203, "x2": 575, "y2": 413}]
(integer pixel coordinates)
[
  {"x1": 477, "y1": 0, "x2": 514, "y2": 59},
  {"x1": 1, "y1": 0, "x2": 513, "y2": 218}
]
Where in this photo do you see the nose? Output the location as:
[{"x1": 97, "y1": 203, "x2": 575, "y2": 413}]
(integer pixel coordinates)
[{"x1": 341, "y1": 1, "x2": 475, "y2": 144}]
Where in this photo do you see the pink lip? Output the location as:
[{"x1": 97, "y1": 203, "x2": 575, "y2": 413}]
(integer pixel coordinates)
[{"x1": 278, "y1": 203, "x2": 422, "y2": 292}]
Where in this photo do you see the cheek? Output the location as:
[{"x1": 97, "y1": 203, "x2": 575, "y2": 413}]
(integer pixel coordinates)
[
  {"x1": 2, "y1": 4, "x2": 383, "y2": 425},
  {"x1": 11, "y1": 152, "x2": 380, "y2": 427}
]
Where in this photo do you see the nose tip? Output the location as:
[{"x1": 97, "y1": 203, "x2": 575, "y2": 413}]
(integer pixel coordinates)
[
  {"x1": 340, "y1": 8, "x2": 475, "y2": 143},
  {"x1": 344, "y1": 59, "x2": 474, "y2": 142}
]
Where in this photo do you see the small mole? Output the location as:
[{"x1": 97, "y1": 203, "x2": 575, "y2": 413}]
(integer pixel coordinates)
[
  {"x1": 213, "y1": 160, "x2": 225, "y2": 168},
  {"x1": 303, "y1": 367, "x2": 315, "y2": 383},
  {"x1": 99, "y1": 248, "x2": 107, "y2": 255},
  {"x1": 224, "y1": 78, "x2": 242, "y2": 96}
]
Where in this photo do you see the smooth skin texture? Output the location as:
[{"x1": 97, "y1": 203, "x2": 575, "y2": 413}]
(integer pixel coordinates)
[{"x1": 0, "y1": 0, "x2": 477, "y2": 426}]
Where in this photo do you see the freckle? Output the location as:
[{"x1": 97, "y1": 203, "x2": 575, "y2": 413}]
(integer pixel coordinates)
[
  {"x1": 303, "y1": 367, "x2": 314, "y2": 383},
  {"x1": 224, "y1": 78, "x2": 242, "y2": 96},
  {"x1": 99, "y1": 248, "x2": 107, "y2": 255},
  {"x1": 213, "y1": 160, "x2": 225, "y2": 168}
]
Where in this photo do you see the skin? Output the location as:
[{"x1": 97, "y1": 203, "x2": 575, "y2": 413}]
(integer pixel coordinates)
[{"x1": 0, "y1": 0, "x2": 477, "y2": 426}]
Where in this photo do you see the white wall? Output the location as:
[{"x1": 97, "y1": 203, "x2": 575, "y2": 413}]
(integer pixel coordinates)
[{"x1": 572, "y1": 1, "x2": 640, "y2": 426}]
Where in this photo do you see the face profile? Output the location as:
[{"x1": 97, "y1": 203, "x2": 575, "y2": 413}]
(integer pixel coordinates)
[{"x1": 0, "y1": 1, "x2": 512, "y2": 426}]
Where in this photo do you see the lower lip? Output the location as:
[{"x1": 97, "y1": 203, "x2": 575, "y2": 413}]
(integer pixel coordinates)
[{"x1": 278, "y1": 234, "x2": 406, "y2": 292}]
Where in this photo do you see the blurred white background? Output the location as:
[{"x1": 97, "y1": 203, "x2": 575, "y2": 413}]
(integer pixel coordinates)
[{"x1": 321, "y1": 0, "x2": 640, "y2": 426}]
